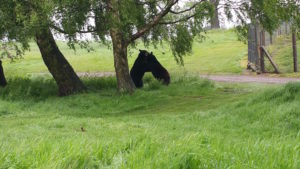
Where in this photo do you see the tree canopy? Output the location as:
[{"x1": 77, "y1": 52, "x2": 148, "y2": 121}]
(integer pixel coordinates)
[
  {"x1": 0, "y1": 0, "x2": 86, "y2": 95},
  {"x1": 222, "y1": 0, "x2": 300, "y2": 34},
  {"x1": 52, "y1": 0, "x2": 214, "y2": 64}
]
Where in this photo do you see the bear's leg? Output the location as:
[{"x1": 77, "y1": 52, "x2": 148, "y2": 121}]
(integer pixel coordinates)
[
  {"x1": 130, "y1": 70, "x2": 145, "y2": 88},
  {"x1": 151, "y1": 66, "x2": 170, "y2": 85},
  {"x1": 0, "y1": 60, "x2": 7, "y2": 87},
  {"x1": 136, "y1": 80, "x2": 143, "y2": 88},
  {"x1": 162, "y1": 70, "x2": 170, "y2": 85}
]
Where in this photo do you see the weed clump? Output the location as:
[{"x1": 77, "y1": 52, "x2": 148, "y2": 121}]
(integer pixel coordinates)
[{"x1": 250, "y1": 82, "x2": 300, "y2": 103}]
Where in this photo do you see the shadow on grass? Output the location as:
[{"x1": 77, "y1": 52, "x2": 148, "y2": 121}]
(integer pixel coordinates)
[
  {"x1": 0, "y1": 74, "x2": 215, "y2": 100},
  {"x1": 0, "y1": 76, "x2": 118, "y2": 101},
  {"x1": 51, "y1": 76, "x2": 216, "y2": 118},
  {"x1": 0, "y1": 75, "x2": 217, "y2": 118}
]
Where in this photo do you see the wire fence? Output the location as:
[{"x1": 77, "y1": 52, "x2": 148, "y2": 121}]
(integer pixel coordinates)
[{"x1": 247, "y1": 23, "x2": 291, "y2": 72}]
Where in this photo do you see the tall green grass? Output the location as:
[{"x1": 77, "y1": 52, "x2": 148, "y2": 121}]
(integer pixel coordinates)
[{"x1": 0, "y1": 76, "x2": 299, "y2": 168}]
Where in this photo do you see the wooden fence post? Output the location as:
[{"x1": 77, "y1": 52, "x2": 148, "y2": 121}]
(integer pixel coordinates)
[
  {"x1": 260, "y1": 30, "x2": 266, "y2": 73},
  {"x1": 292, "y1": 32, "x2": 298, "y2": 72},
  {"x1": 255, "y1": 25, "x2": 260, "y2": 71}
]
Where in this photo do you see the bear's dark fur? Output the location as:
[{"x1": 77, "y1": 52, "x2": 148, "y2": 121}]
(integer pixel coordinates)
[
  {"x1": 0, "y1": 60, "x2": 7, "y2": 87},
  {"x1": 130, "y1": 50, "x2": 170, "y2": 88}
]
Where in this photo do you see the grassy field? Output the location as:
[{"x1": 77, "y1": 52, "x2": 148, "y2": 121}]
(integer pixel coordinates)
[
  {"x1": 2, "y1": 29, "x2": 247, "y2": 77},
  {"x1": 0, "y1": 29, "x2": 300, "y2": 168},
  {"x1": 2, "y1": 29, "x2": 300, "y2": 77},
  {"x1": 0, "y1": 76, "x2": 299, "y2": 168}
]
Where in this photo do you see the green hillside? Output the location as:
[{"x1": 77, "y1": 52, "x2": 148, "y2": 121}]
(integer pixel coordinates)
[{"x1": 2, "y1": 29, "x2": 247, "y2": 77}]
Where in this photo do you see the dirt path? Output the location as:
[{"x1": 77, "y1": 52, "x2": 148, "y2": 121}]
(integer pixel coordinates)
[
  {"x1": 199, "y1": 74, "x2": 300, "y2": 84},
  {"x1": 76, "y1": 72, "x2": 300, "y2": 84}
]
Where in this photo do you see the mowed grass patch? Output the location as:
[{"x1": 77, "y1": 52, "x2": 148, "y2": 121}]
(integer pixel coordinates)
[
  {"x1": 0, "y1": 76, "x2": 299, "y2": 168},
  {"x1": 2, "y1": 29, "x2": 247, "y2": 77}
]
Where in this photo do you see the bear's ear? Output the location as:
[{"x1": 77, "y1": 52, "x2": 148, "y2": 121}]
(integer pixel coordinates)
[
  {"x1": 139, "y1": 49, "x2": 142, "y2": 53},
  {"x1": 151, "y1": 52, "x2": 153, "y2": 55}
]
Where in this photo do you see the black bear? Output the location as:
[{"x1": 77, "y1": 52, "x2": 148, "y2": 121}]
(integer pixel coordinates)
[
  {"x1": 130, "y1": 50, "x2": 170, "y2": 88},
  {"x1": 0, "y1": 60, "x2": 7, "y2": 87}
]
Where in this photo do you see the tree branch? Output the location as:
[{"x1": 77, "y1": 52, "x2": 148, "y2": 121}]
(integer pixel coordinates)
[
  {"x1": 159, "y1": 13, "x2": 197, "y2": 25},
  {"x1": 128, "y1": 0, "x2": 178, "y2": 43},
  {"x1": 135, "y1": 0, "x2": 162, "y2": 6},
  {"x1": 170, "y1": 1, "x2": 202, "y2": 14},
  {"x1": 50, "y1": 24, "x2": 96, "y2": 34}
]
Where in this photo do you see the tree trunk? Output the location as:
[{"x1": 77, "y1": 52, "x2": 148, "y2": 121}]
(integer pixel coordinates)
[
  {"x1": 292, "y1": 32, "x2": 298, "y2": 72},
  {"x1": 107, "y1": 0, "x2": 135, "y2": 93},
  {"x1": 35, "y1": 28, "x2": 86, "y2": 96},
  {"x1": 110, "y1": 29, "x2": 135, "y2": 93},
  {"x1": 210, "y1": 0, "x2": 220, "y2": 29},
  {"x1": 0, "y1": 60, "x2": 7, "y2": 87}
]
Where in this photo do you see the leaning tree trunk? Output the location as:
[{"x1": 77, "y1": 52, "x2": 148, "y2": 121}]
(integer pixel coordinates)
[
  {"x1": 0, "y1": 60, "x2": 7, "y2": 87},
  {"x1": 210, "y1": 0, "x2": 220, "y2": 29},
  {"x1": 110, "y1": 29, "x2": 135, "y2": 93},
  {"x1": 35, "y1": 28, "x2": 86, "y2": 96}
]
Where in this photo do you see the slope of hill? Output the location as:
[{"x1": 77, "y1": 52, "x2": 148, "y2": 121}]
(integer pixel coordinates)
[
  {"x1": 2, "y1": 29, "x2": 247, "y2": 77},
  {"x1": 266, "y1": 35, "x2": 300, "y2": 76}
]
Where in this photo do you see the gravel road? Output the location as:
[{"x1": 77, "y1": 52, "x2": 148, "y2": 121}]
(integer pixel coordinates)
[
  {"x1": 32, "y1": 72, "x2": 300, "y2": 84},
  {"x1": 77, "y1": 72, "x2": 300, "y2": 84},
  {"x1": 199, "y1": 74, "x2": 300, "y2": 84}
]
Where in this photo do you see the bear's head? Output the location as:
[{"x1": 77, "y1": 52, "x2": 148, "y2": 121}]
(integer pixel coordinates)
[
  {"x1": 137, "y1": 50, "x2": 151, "y2": 62},
  {"x1": 136, "y1": 50, "x2": 160, "y2": 72}
]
